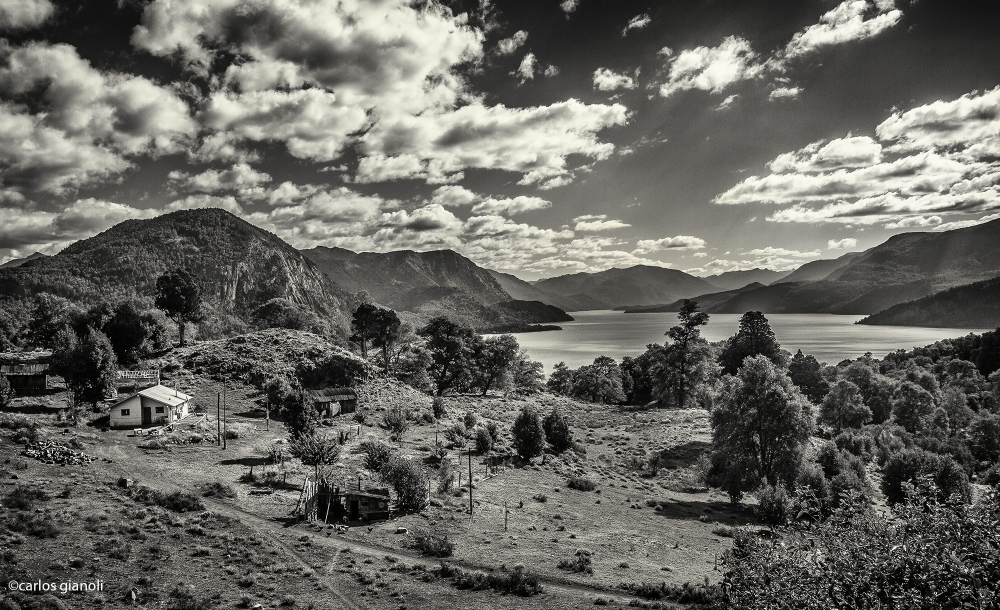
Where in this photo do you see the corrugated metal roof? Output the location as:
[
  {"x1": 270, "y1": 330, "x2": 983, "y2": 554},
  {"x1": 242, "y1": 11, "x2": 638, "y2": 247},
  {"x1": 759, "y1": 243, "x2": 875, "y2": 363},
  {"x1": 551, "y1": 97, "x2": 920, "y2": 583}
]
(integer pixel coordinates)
[
  {"x1": 1, "y1": 364, "x2": 48, "y2": 375},
  {"x1": 114, "y1": 384, "x2": 191, "y2": 408},
  {"x1": 305, "y1": 387, "x2": 356, "y2": 401}
]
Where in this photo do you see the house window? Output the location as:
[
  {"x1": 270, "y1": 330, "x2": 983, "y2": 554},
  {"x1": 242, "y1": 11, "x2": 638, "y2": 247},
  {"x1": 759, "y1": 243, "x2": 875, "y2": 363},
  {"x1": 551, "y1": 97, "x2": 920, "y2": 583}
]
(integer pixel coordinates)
[
  {"x1": 120, "y1": 409, "x2": 130, "y2": 416},
  {"x1": 155, "y1": 407, "x2": 165, "y2": 414}
]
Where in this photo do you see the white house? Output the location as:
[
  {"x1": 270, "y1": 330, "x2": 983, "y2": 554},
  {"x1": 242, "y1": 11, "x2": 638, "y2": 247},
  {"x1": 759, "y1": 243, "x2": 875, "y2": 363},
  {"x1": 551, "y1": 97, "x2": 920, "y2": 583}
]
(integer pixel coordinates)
[{"x1": 110, "y1": 384, "x2": 192, "y2": 428}]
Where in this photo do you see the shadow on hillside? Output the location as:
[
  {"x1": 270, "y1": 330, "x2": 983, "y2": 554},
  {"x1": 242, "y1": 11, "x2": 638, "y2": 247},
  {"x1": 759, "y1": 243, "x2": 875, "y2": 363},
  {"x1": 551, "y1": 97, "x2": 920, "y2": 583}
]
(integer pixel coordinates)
[
  {"x1": 220, "y1": 456, "x2": 269, "y2": 467},
  {"x1": 650, "y1": 499, "x2": 757, "y2": 525},
  {"x1": 655, "y1": 440, "x2": 712, "y2": 469}
]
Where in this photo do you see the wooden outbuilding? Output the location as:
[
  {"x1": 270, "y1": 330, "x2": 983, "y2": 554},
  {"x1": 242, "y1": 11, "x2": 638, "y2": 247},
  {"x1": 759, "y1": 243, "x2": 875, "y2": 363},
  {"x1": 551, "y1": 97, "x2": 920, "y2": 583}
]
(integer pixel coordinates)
[
  {"x1": 0, "y1": 351, "x2": 51, "y2": 394},
  {"x1": 110, "y1": 384, "x2": 192, "y2": 428},
  {"x1": 317, "y1": 484, "x2": 391, "y2": 523},
  {"x1": 305, "y1": 387, "x2": 357, "y2": 418}
]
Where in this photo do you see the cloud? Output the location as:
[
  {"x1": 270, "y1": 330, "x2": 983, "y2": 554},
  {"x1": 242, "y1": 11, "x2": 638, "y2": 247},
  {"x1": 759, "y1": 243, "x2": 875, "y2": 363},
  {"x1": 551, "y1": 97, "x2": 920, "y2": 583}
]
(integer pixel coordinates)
[
  {"x1": 593, "y1": 68, "x2": 636, "y2": 91},
  {"x1": 471, "y1": 196, "x2": 551, "y2": 216},
  {"x1": 0, "y1": 198, "x2": 156, "y2": 257},
  {"x1": 828, "y1": 237, "x2": 858, "y2": 249},
  {"x1": 431, "y1": 185, "x2": 479, "y2": 208},
  {"x1": 632, "y1": 235, "x2": 706, "y2": 254},
  {"x1": 931, "y1": 212, "x2": 1000, "y2": 232},
  {"x1": 573, "y1": 214, "x2": 631, "y2": 231},
  {"x1": 769, "y1": 136, "x2": 882, "y2": 173},
  {"x1": 769, "y1": 86, "x2": 801, "y2": 100},
  {"x1": 744, "y1": 247, "x2": 820, "y2": 257},
  {"x1": 496, "y1": 30, "x2": 528, "y2": 55},
  {"x1": 622, "y1": 14, "x2": 651, "y2": 36},
  {"x1": 779, "y1": 0, "x2": 902, "y2": 61},
  {"x1": 0, "y1": 42, "x2": 197, "y2": 194},
  {"x1": 168, "y1": 163, "x2": 271, "y2": 194},
  {"x1": 0, "y1": 0, "x2": 55, "y2": 31},
  {"x1": 560, "y1": 0, "x2": 579, "y2": 14},
  {"x1": 875, "y1": 87, "x2": 1000, "y2": 157},
  {"x1": 658, "y1": 36, "x2": 764, "y2": 98},
  {"x1": 716, "y1": 94, "x2": 739, "y2": 110},
  {"x1": 356, "y1": 99, "x2": 628, "y2": 188},
  {"x1": 164, "y1": 194, "x2": 244, "y2": 215}
]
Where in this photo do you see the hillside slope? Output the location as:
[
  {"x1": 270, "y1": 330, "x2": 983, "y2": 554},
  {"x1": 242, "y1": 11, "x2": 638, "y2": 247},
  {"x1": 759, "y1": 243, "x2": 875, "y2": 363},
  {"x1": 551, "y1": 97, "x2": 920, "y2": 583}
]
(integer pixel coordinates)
[
  {"x1": 0, "y1": 209, "x2": 351, "y2": 322},
  {"x1": 772, "y1": 252, "x2": 861, "y2": 284},
  {"x1": 488, "y1": 270, "x2": 609, "y2": 311},
  {"x1": 857, "y1": 276, "x2": 1000, "y2": 328},
  {"x1": 704, "y1": 269, "x2": 789, "y2": 290},
  {"x1": 622, "y1": 282, "x2": 767, "y2": 313},
  {"x1": 301, "y1": 247, "x2": 571, "y2": 331},
  {"x1": 532, "y1": 266, "x2": 717, "y2": 308}
]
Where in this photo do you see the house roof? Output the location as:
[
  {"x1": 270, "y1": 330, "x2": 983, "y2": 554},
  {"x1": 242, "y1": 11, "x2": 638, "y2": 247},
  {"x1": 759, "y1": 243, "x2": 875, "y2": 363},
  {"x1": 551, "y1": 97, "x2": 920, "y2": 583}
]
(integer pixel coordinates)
[
  {"x1": 115, "y1": 384, "x2": 192, "y2": 408},
  {"x1": 1, "y1": 363, "x2": 48, "y2": 375},
  {"x1": 305, "y1": 387, "x2": 356, "y2": 402}
]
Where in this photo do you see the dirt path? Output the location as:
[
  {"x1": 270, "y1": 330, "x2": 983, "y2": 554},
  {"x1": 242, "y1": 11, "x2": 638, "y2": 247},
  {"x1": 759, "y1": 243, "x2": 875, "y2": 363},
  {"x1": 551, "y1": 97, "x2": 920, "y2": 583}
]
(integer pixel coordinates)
[{"x1": 91, "y1": 443, "x2": 647, "y2": 608}]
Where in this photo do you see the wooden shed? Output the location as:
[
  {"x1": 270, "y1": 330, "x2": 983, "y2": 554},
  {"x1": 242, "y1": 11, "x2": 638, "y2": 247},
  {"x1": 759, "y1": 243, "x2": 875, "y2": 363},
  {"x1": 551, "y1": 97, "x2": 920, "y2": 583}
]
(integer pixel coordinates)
[
  {"x1": 305, "y1": 387, "x2": 357, "y2": 418},
  {"x1": 318, "y1": 484, "x2": 391, "y2": 523},
  {"x1": 0, "y1": 352, "x2": 51, "y2": 394},
  {"x1": 110, "y1": 384, "x2": 191, "y2": 428}
]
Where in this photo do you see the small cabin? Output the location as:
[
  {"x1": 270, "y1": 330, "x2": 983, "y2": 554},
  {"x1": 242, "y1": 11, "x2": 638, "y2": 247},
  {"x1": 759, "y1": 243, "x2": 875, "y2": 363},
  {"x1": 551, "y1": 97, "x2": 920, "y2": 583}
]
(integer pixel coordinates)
[
  {"x1": 110, "y1": 384, "x2": 191, "y2": 428},
  {"x1": 305, "y1": 387, "x2": 357, "y2": 418},
  {"x1": 0, "y1": 352, "x2": 51, "y2": 394},
  {"x1": 319, "y1": 485, "x2": 391, "y2": 523}
]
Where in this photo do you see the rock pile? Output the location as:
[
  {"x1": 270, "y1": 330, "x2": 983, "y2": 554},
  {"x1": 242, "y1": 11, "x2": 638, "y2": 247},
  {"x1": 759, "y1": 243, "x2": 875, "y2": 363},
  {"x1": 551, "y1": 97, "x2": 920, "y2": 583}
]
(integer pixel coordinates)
[{"x1": 22, "y1": 441, "x2": 96, "y2": 466}]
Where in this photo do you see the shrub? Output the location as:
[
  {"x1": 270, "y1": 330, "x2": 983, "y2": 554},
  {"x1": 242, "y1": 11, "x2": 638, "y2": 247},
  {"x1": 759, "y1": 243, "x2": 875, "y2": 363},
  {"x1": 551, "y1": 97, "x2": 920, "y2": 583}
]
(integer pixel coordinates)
[
  {"x1": 380, "y1": 455, "x2": 428, "y2": 512},
  {"x1": 794, "y1": 462, "x2": 831, "y2": 517},
  {"x1": 755, "y1": 484, "x2": 791, "y2": 525},
  {"x1": 982, "y1": 462, "x2": 1000, "y2": 487},
  {"x1": 360, "y1": 440, "x2": 396, "y2": 473},
  {"x1": 224, "y1": 428, "x2": 239, "y2": 440},
  {"x1": 834, "y1": 430, "x2": 875, "y2": 458},
  {"x1": 463, "y1": 411, "x2": 478, "y2": 430},
  {"x1": 543, "y1": 408, "x2": 573, "y2": 453},
  {"x1": 382, "y1": 407, "x2": 410, "y2": 442},
  {"x1": 414, "y1": 533, "x2": 454, "y2": 558},
  {"x1": 166, "y1": 585, "x2": 212, "y2": 610},
  {"x1": 126, "y1": 486, "x2": 205, "y2": 512},
  {"x1": 5, "y1": 485, "x2": 50, "y2": 510},
  {"x1": 512, "y1": 406, "x2": 545, "y2": 461},
  {"x1": 444, "y1": 422, "x2": 467, "y2": 447},
  {"x1": 621, "y1": 581, "x2": 722, "y2": 604},
  {"x1": 202, "y1": 482, "x2": 236, "y2": 499},
  {"x1": 881, "y1": 448, "x2": 970, "y2": 505},
  {"x1": 432, "y1": 397, "x2": 446, "y2": 419},
  {"x1": 567, "y1": 477, "x2": 597, "y2": 492},
  {"x1": 557, "y1": 549, "x2": 593, "y2": 574},
  {"x1": 485, "y1": 420, "x2": 500, "y2": 443},
  {"x1": 3, "y1": 512, "x2": 60, "y2": 538},
  {"x1": 421, "y1": 411, "x2": 435, "y2": 424},
  {"x1": 474, "y1": 426, "x2": 493, "y2": 455},
  {"x1": 0, "y1": 374, "x2": 12, "y2": 409},
  {"x1": 446, "y1": 564, "x2": 543, "y2": 596}
]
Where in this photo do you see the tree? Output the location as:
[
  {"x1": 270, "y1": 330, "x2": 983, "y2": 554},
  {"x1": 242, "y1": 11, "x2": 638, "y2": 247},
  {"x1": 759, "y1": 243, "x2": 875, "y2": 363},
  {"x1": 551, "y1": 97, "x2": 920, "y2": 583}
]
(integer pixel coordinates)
[
  {"x1": 64, "y1": 329, "x2": 119, "y2": 420},
  {"x1": 473, "y1": 334, "x2": 519, "y2": 396},
  {"x1": 102, "y1": 302, "x2": 164, "y2": 366},
  {"x1": 285, "y1": 392, "x2": 319, "y2": 438},
  {"x1": 510, "y1": 349, "x2": 545, "y2": 395},
  {"x1": 418, "y1": 317, "x2": 481, "y2": 396},
  {"x1": 289, "y1": 433, "x2": 342, "y2": 482},
  {"x1": 968, "y1": 413, "x2": 1000, "y2": 464},
  {"x1": 253, "y1": 298, "x2": 322, "y2": 333},
  {"x1": 788, "y1": 350, "x2": 830, "y2": 403},
  {"x1": 511, "y1": 406, "x2": 545, "y2": 461},
  {"x1": 350, "y1": 303, "x2": 379, "y2": 359},
  {"x1": 891, "y1": 381, "x2": 936, "y2": 434},
  {"x1": 718, "y1": 311, "x2": 784, "y2": 376},
  {"x1": 709, "y1": 355, "x2": 814, "y2": 502},
  {"x1": 382, "y1": 407, "x2": 410, "y2": 442},
  {"x1": 881, "y1": 448, "x2": 970, "y2": 505},
  {"x1": 154, "y1": 268, "x2": 205, "y2": 346},
  {"x1": 543, "y1": 407, "x2": 573, "y2": 453},
  {"x1": 570, "y1": 356, "x2": 626, "y2": 404},
  {"x1": 474, "y1": 426, "x2": 493, "y2": 455},
  {"x1": 380, "y1": 455, "x2": 428, "y2": 512},
  {"x1": 820, "y1": 380, "x2": 872, "y2": 431},
  {"x1": 546, "y1": 362, "x2": 575, "y2": 395},
  {"x1": 370, "y1": 307, "x2": 402, "y2": 372},
  {"x1": 652, "y1": 300, "x2": 712, "y2": 408},
  {"x1": 25, "y1": 293, "x2": 79, "y2": 349},
  {"x1": 0, "y1": 374, "x2": 13, "y2": 409},
  {"x1": 841, "y1": 362, "x2": 896, "y2": 424}
]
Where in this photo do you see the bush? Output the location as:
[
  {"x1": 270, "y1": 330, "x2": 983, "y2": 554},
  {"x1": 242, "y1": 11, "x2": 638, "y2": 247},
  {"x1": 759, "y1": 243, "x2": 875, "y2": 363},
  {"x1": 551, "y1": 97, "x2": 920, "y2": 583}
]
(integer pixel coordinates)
[
  {"x1": 485, "y1": 420, "x2": 500, "y2": 443},
  {"x1": 543, "y1": 408, "x2": 573, "y2": 453},
  {"x1": 834, "y1": 430, "x2": 875, "y2": 458},
  {"x1": 794, "y1": 462, "x2": 831, "y2": 517},
  {"x1": 444, "y1": 422, "x2": 467, "y2": 447},
  {"x1": 381, "y1": 407, "x2": 410, "y2": 442},
  {"x1": 224, "y1": 428, "x2": 239, "y2": 440},
  {"x1": 5, "y1": 485, "x2": 50, "y2": 510},
  {"x1": 755, "y1": 484, "x2": 791, "y2": 525},
  {"x1": 414, "y1": 533, "x2": 454, "y2": 558},
  {"x1": 432, "y1": 397, "x2": 446, "y2": 419},
  {"x1": 982, "y1": 462, "x2": 1000, "y2": 487},
  {"x1": 621, "y1": 581, "x2": 722, "y2": 604},
  {"x1": 437, "y1": 459, "x2": 457, "y2": 492},
  {"x1": 446, "y1": 564, "x2": 543, "y2": 596},
  {"x1": 380, "y1": 455, "x2": 428, "y2": 512},
  {"x1": 202, "y1": 482, "x2": 236, "y2": 499},
  {"x1": 0, "y1": 374, "x2": 12, "y2": 409},
  {"x1": 474, "y1": 426, "x2": 493, "y2": 455},
  {"x1": 557, "y1": 549, "x2": 593, "y2": 574},
  {"x1": 3, "y1": 512, "x2": 60, "y2": 538},
  {"x1": 511, "y1": 406, "x2": 545, "y2": 461},
  {"x1": 881, "y1": 448, "x2": 970, "y2": 505},
  {"x1": 567, "y1": 477, "x2": 597, "y2": 492},
  {"x1": 360, "y1": 439, "x2": 396, "y2": 473},
  {"x1": 126, "y1": 486, "x2": 205, "y2": 512},
  {"x1": 463, "y1": 411, "x2": 478, "y2": 430}
]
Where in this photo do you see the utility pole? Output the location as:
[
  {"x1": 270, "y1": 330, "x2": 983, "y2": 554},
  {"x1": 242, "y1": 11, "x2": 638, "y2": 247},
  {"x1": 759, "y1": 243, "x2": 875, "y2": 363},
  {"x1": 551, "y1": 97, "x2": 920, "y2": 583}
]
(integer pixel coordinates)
[
  {"x1": 468, "y1": 446, "x2": 473, "y2": 518},
  {"x1": 265, "y1": 399, "x2": 270, "y2": 431},
  {"x1": 504, "y1": 500, "x2": 509, "y2": 532},
  {"x1": 223, "y1": 377, "x2": 227, "y2": 450},
  {"x1": 216, "y1": 393, "x2": 221, "y2": 446}
]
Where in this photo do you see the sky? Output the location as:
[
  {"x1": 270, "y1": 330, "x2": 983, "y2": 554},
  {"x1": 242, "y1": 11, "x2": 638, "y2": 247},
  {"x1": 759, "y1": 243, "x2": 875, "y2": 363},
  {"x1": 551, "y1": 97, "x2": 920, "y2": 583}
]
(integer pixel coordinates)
[{"x1": 1, "y1": 0, "x2": 999, "y2": 279}]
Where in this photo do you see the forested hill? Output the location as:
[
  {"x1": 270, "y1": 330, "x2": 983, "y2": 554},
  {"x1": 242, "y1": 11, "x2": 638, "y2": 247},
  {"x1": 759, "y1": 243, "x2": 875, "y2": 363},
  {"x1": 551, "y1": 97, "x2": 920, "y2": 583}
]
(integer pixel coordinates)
[
  {"x1": 301, "y1": 246, "x2": 572, "y2": 331},
  {"x1": 857, "y1": 275, "x2": 1000, "y2": 328},
  {"x1": 532, "y1": 265, "x2": 718, "y2": 308},
  {"x1": 0, "y1": 209, "x2": 353, "y2": 323},
  {"x1": 488, "y1": 270, "x2": 609, "y2": 312}
]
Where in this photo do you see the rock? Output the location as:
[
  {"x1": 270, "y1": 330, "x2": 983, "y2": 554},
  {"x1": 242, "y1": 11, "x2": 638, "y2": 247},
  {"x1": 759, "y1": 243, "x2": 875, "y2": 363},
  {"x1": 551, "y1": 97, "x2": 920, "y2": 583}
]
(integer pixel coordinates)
[
  {"x1": 117, "y1": 477, "x2": 135, "y2": 488},
  {"x1": 395, "y1": 527, "x2": 408, "y2": 534},
  {"x1": 429, "y1": 498, "x2": 443, "y2": 507}
]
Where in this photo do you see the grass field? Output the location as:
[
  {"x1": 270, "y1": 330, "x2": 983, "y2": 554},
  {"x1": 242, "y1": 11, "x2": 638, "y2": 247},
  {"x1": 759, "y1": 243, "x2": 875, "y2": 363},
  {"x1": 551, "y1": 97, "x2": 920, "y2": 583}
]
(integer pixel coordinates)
[{"x1": 0, "y1": 342, "x2": 756, "y2": 609}]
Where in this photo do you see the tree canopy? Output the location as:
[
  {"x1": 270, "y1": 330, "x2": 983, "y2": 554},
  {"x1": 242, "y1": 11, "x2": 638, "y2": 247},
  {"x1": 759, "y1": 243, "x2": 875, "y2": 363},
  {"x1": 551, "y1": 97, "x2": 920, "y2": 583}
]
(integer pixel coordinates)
[
  {"x1": 154, "y1": 268, "x2": 205, "y2": 346},
  {"x1": 718, "y1": 311, "x2": 784, "y2": 375}
]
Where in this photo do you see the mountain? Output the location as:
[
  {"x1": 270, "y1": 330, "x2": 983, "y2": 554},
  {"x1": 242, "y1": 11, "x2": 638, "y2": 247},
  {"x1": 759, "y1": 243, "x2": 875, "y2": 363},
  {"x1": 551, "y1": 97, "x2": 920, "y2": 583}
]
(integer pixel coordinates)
[
  {"x1": 857, "y1": 276, "x2": 1000, "y2": 328},
  {"x1": 300, "y1": 247, "x2": 572, "y2": 331},
  {"x1": 772, "y1": 252, "x2": 860, "y2": 284},
  {"x1": 0, "y1": 209, "x2": 352, "y2": 323},
  {"x1": 488, "y1": 270, "x2": 609, "y2": 311},
  {"x1": 704, "y1": 268, "x2": 790, "y2": 291},
  {"x1": 0, "y1": 252, "x2": 48, "y2": 269},
  {"x1": 622, "y1": 282, "x2": 767, "y2": 313},
  {"x1": 693, "y1": 219, "x2": 1000, "y2": 317},
  {"x1": 532, "y1": 265, "x2": 718, "y2": 309}
]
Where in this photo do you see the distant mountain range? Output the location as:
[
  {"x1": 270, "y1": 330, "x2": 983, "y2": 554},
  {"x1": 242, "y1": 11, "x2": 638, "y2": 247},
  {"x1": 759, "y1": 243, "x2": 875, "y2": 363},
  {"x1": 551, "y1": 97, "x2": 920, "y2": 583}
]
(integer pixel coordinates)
[
  {"x1": 531, "y1": 266, "x2": 718, "y2": 309},
  {"x1": 857, "y1": 276, "x2": 1000, "y2": 328},
  {"x1": 704, "y1": 268, "x2": 790, "y2": 290},
  {"x1": 300, "y1": 247, "x2": 571, "y2": 331},
  {"x1": 0, "y1": 252, "x2": 48, "y2": 269},
  {"x1": 487, "y1": 270, "x2": 608, "y2": 312},
  {"x1": 771, "y1": 252, "x2": 860, "y2": 284}
]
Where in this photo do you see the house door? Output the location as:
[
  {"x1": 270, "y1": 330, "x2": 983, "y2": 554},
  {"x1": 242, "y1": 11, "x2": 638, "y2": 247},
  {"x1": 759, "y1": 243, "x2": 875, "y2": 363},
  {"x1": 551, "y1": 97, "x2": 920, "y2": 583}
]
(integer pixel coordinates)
[
  {"x1": 349, "y1": 500, "x2": 360, "y2": 520},
  {"x1": 141, "y1": 406, "x2": 152, "y2": 425}
]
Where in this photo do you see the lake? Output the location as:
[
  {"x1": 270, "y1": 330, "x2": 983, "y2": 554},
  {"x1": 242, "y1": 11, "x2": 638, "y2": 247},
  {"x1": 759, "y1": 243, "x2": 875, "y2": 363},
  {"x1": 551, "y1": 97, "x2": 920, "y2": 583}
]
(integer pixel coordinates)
[{"x1": 506, "y1": 311, "x2": 991, "y2": 373}]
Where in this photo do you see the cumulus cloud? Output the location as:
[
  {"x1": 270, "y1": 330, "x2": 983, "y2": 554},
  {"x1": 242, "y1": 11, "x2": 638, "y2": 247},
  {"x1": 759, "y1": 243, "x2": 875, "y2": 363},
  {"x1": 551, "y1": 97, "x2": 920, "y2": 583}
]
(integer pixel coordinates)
[
  {"x1": 593, "y1": 68, "x2": 636, "y2": 91},
  {"x1": 632, "y1": 235, "x2": 706, "y2": 254},
  {"x1": 828, "y1": 237, "x2": 858, "y2": 249},
  {"x1": 0, "y1": 42, "x2": 197, "y2": 194},
  {"x1": 714, "y1": 88, "x2": 1000, "y2": 228},
  {"x1": 471, "y1": 196, "x2": 551, "y2": 216},
  {"x1": 573, "y1": 214, "x2": 631, "y2": 231},
  {"x1": 744, "y1": 247, "x2": 820, "y2": 257},
  {"x1": 779, "y1": 0, "x2": 902, "y2": 61},
  {"x1": 560, "y1": 0, "x2": 579, "y2": 15},
  {"x1": 0, "y1": 199, "x2": 156, "y2": 258},
  {"x1": 769, "y1": 86, "x2": 801, "y2": 100},
  {"x1": 622, "y1": 14, "x2": 651, "y2": 36},
  {"x1": 658, "y1": 37, "x2": 764, "y2": 98},
  {"x1": 0, "y1": 0, "x2": 55, "y2": 31},
  {"x1": 164, "y1": 194, "x2": 244, "y2": 215},
  {"x1": 168, "y1": 163, "x2": 271, "y2": 194},
  {"x1": 431, "y1": 185, "x2": 479, "y2": 208},
  {"x1": 716, "y1": 94, "x2": 739, "y2": 110},
  {"x1": 496, "y1": 30, "x2": 528, "y2": 55}
]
